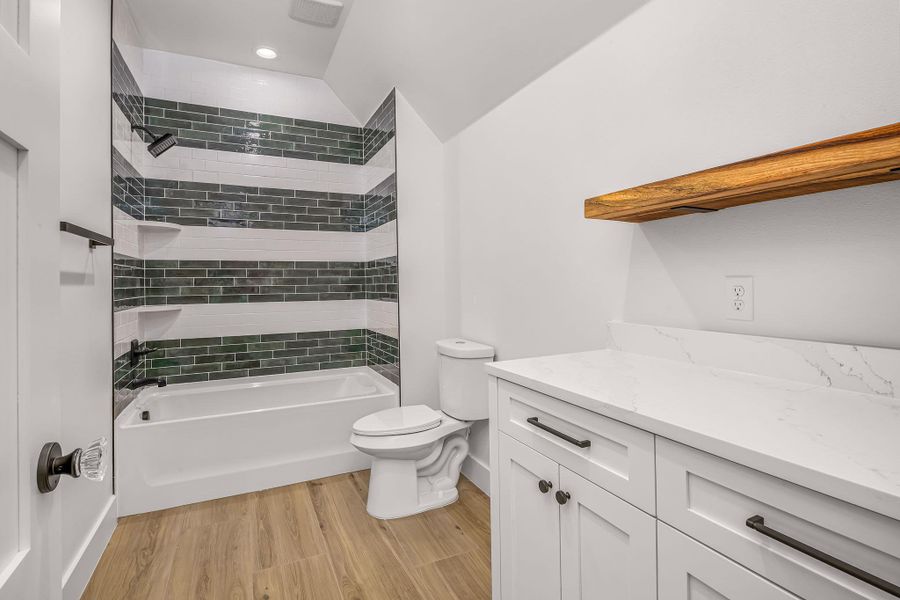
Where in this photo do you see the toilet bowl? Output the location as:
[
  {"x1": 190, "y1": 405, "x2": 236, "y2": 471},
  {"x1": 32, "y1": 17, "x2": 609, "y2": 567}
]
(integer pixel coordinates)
[
  {"x1": 350, "y1": 339, "x2": 494, "y2": 519},
  {"x1": 351, "y1": 405, "x2": 472, "y2": 519}
]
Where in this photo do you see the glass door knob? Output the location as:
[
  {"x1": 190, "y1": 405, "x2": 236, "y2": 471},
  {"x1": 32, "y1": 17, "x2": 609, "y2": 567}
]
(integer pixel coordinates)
[{"x1": 37, "y1": 436, "x2": 108, "y2": 494}]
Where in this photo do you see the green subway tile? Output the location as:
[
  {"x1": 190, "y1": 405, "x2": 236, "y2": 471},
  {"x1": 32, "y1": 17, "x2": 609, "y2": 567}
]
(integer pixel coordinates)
[
  {"x1": 181, "y1": 363, "x2": 222, "y2": 374},
  {"x1": 209, "y1": 370, "x2": 249, "y2": 381},
  {"x1": 167, "y1": 373, "x2": 209, "y2": 384},
  {"x1": 249, "y1": 367, "x2": 284, "y2": 377},
  {"x1": 180, "y1": 337, "x2": 222, "y2": 347}
]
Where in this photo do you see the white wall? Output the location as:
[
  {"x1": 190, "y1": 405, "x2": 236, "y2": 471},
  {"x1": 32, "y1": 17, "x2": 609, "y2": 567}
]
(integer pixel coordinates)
[
  {"x1": 395, "y1": 92, "x2": 452, "y2": 407},
  {"x1": 446, "y1": 0, "x2": 900, "y2": 479},
  {"x1": 59, "y1": 1, "x2": 117, "y2": 598},
  {"x1": 394, "y1": 92, "x2": 492, "y2": 489}
]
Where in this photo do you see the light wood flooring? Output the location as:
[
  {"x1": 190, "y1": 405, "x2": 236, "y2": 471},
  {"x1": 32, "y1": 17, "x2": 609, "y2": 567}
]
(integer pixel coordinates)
[{"x1": 82, "y1": 471, "x2": 491, "y2": 600}]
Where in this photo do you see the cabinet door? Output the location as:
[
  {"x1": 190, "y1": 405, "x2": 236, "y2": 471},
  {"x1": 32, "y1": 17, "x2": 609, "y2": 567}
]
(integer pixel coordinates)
[
  {"x1": 658, "y1": 523, "x2": 801, "y2": 600},
  {"x1": 499, "y1": 433, "x2": 562, "y2": 600},
  {"x1": 560, "y1": 467, "x2": 657, "y2": 599}
]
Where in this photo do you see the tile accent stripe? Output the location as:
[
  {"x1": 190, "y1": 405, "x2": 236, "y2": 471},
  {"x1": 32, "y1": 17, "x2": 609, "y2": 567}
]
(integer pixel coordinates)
[
  {"x1": 145, "y1": 259, "x2": 367, "y2": 304},
  {"x1": 364, "y1": 173, "x2": 397, "y2": 231},
  {"x1": 143, "y1": 329, "x2": 369, "y2": 384},
  {"x1": 365, "y1": 257, "x2": 398, "y2": 302},
  {"x1": 144, "y1": 258, "x2": 398, "y2": 305},
  {"x1": 114, "y1": 254, "x2": 145, "y2": 311},
  {"x1": 144, "y1": 179, "x2": 366, "y2": 231},
  {"x1": 144, "y1": 98, "x2": 364, "y2": 165},
  {"x1": 363, "y1": 91, "x2": 396, "y2": 164},
  {"x1": 367, "y1": 329, "x2": 400, "y2": 385}
]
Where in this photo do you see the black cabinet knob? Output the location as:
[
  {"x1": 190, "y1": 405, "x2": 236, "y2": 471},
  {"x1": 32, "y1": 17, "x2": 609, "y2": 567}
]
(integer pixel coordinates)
[
  {"x1": 555, "y1": 490, "x2": 571, "y2": 505},
  {"x1": 538, "y1": 479, "x2": 553, "y2": 494}
]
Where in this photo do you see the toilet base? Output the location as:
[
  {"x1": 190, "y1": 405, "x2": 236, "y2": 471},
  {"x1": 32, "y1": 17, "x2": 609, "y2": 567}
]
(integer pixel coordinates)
[{"x1": 365, "y1": 434, "x2": 469, "y2": 520}]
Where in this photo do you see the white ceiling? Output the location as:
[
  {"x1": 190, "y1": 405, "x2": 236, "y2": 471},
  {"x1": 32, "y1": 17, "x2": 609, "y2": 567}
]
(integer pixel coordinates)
[
  {"x1": 124, "y1": 0, "x2": 356, "y2": 78},
  {"x1": 124, "y1": 0, "x2": 650, "y2": 140}
]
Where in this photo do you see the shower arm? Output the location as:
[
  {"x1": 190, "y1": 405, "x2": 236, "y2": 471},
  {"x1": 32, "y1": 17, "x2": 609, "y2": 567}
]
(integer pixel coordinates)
[{"x1": 131, "y1": 124, "x2": 158, "y2": 139}]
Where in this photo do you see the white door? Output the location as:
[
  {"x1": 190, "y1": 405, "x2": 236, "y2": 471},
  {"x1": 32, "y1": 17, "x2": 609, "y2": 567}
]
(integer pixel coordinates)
[
  {"x1": 559, "y1": 467, "x2": 656, "y2": 599},
  {"x1": 0, "y1": 0, "x2": 63, "y2": 598},
  {"x1": 498, "y1": 433, "x2": 561, "y2": 600},
  {"x1": 658, "y1": 523, "x2": 801, "y2": 600}
]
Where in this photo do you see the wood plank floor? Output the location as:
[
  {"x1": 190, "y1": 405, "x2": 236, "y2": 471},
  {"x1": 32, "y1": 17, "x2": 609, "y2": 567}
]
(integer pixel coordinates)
[{"x1": 82, "y1": 471, "x2": 491, "y2": 600}]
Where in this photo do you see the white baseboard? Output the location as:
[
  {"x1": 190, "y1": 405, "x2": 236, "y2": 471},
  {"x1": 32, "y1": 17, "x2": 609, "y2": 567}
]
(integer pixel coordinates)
[
  {"x1": 62, "y1": 495, "x2": 117, "y2": 600},
  {"x1": 462, "y1": 455, "x2": 490, "y2": 496}
]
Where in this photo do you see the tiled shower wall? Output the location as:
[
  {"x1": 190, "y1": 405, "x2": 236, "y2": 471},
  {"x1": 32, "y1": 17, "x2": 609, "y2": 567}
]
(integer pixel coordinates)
[{"x1": 111, "y1": 8, "x2": 398, "y2": 416}]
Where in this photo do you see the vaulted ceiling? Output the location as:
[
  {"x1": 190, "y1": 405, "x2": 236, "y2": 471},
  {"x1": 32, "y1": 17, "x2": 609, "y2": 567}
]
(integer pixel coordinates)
[
  {"x1": 125, "y1": 0, "x2": 357, "y2": 78},
  {"x1": 124, "y1": 0, "x2": 650, "y2": 139}
]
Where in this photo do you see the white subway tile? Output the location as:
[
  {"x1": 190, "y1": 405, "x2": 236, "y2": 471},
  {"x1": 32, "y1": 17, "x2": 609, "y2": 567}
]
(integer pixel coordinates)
[
  {"x1": 113, "y1": 207, "x2": 141, "y2": 259},
  {"x1": 140, "y1": 301, "x2": 367, "y2": 341},
  {"x1": 142, "y1": 226, "x2": 367, "y2": 262},
  {"x1": 366, "y1": 220, "x2": 398, "y2": 261},
  {"x1": 366, "y1": 300, "x2": 399, "y2": 339}
]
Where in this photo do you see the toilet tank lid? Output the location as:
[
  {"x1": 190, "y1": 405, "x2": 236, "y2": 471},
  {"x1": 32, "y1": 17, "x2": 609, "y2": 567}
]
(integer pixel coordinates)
[{"x1": 436, "y1": 338, "x2": 495, "y2": 359}]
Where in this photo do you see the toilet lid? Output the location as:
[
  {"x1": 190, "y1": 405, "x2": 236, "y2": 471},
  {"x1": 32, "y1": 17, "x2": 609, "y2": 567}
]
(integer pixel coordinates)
[{"x1": 352, "y1": 405, "x2": 443, "y2": 436}]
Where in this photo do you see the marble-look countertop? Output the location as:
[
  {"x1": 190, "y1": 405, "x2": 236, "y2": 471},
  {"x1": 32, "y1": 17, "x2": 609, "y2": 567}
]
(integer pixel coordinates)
[{"x1": 486, "y1": 349, "x2": 900, "y2": 520}]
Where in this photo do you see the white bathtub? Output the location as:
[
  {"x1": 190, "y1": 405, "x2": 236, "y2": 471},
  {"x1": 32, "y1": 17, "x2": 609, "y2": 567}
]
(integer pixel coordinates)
[{"x1": 115, "y1": 367, "x2": 397, "y2": 515}]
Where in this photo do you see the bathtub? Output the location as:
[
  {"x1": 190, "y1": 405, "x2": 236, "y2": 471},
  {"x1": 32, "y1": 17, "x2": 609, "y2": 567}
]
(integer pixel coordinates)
[{"x1": 115, "y1": 367, "x2": 397, "y2": 515}]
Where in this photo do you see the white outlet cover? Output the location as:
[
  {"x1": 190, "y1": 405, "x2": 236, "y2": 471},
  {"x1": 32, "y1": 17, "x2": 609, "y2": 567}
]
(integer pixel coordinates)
[{"x1": 725, "y1": 276, "x2": 754, "y2": 321}]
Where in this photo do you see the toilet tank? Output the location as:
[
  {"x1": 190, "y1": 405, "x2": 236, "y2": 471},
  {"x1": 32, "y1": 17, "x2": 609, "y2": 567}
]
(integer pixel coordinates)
[{"x1": 436, "y1": 339, "x2": 495, "y2": 421}]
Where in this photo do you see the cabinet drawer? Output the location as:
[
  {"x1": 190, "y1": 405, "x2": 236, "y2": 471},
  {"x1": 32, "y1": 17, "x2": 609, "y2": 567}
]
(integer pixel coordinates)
[
  {"x1": 658, "y1": 522, "x2": 801, "y2": 600},
  {"x1": 657, "y1": 438, "x2": 900, "y2": 600},
  {"x1": 497, "y1": 379, "x2": 656, "y2": 514}
]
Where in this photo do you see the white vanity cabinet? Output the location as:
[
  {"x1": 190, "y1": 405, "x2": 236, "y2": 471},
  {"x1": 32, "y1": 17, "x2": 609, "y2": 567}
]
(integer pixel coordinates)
[
  {"x1": 497, "y1": 433, "x2": 657, "y2": 600},
  {"x1": 657, "y1": 523, "x2": 802, "y2": 600},
  {"x1": 489, "y1": 374, "x2": 900, "y2": 600}
]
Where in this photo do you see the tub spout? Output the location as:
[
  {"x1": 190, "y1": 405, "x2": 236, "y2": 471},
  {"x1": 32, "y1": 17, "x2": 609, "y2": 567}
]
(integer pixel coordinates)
[{"x1": 129, "y1": 377, "x2": 167, "y2": 390}]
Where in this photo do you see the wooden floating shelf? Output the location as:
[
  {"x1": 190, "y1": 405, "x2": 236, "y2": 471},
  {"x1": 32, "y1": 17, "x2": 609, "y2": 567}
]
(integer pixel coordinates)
[{"x1": 584, "y1": 123, "x2": 900, "y2": 223}]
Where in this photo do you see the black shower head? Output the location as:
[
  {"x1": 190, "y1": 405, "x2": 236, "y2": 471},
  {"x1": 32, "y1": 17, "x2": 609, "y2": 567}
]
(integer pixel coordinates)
[
  {"x1": 147, "y1": 133, "x2": 177, "y2": 157},
  {"x1": 131, "y1": 125, "x2": 178, "y2": 157}
]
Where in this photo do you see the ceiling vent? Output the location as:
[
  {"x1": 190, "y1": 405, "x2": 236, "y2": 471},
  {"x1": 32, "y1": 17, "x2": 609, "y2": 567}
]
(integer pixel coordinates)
[{"x1": 290, "y1": 0, "x2": 344, "y2": 28}]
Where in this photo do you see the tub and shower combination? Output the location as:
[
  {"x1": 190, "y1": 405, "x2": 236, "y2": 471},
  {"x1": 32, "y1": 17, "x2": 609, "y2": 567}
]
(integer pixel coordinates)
[{"x1": 115, "y1": 367, "x2": 397, "y2": 515}]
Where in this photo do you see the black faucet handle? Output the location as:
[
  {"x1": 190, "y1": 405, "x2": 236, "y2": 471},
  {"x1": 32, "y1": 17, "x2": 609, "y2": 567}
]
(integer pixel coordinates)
[{"x1": 130, "y1": 339, "x2": 160, "y2": 367}]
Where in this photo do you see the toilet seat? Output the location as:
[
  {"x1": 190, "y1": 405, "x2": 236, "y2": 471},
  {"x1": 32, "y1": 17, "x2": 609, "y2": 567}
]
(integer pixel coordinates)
[{"x1": 352, "y1": 405, "x2": 443, "y2": 437}]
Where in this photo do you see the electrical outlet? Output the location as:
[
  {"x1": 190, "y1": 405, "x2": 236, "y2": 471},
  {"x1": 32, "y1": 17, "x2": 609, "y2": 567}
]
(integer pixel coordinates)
[{"x1": 725, "y1": 276, "x2": 753, "y2": 321}]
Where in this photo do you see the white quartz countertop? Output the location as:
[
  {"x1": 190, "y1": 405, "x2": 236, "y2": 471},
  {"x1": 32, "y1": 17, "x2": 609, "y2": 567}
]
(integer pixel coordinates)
[{"x1": 486, "y1": 349, "x2": 900, "y2": 520}]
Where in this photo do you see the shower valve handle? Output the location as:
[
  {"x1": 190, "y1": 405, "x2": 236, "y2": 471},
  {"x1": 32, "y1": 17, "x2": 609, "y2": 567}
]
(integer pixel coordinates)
[{"x1": 130, "y1": 339, "x2": 158, "y2": 366}]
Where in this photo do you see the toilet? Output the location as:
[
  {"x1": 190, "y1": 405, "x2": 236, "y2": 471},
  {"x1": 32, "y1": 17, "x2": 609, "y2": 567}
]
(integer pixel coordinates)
[{"x1": 350, "y1": 339, "x2": 495, "y2": 519}]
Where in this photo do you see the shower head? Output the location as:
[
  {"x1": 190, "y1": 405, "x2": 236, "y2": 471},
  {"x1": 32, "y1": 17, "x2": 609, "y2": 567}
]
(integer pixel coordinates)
[
  {"x1": 147, "y1": 133, "x2": 177, "y2": 157},
  {"x1": 131, "y1": 125, "x2": 178, "y2": 157}
]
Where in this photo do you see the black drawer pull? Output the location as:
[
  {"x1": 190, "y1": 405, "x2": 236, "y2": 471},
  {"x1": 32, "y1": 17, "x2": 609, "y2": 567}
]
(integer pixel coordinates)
[
  {"x1": 746, "y1": 515, "x2": 900, "y2": 598},
  {"x1": 526, "y1": 417, "x2": 591, "y2": 449}
]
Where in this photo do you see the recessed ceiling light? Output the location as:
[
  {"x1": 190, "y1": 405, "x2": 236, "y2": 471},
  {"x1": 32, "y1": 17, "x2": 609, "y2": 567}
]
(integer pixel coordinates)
[{"x1": 256, "y1": 47, "x2": 278, "y2": 60}]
